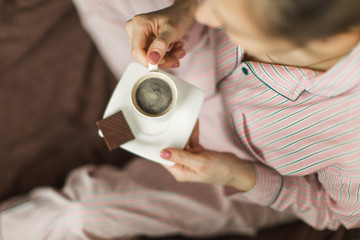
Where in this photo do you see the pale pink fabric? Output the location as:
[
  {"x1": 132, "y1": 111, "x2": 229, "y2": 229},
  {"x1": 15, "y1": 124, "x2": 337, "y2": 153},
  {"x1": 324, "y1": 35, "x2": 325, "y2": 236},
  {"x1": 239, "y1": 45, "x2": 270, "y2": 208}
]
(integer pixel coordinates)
[{"x1": 0, "y1": 160, "x2": 294, "y2": 239}]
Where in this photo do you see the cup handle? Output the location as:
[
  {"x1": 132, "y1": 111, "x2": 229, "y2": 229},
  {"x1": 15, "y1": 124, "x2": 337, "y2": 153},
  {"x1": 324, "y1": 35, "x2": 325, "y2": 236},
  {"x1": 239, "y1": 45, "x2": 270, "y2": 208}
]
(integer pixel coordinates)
[{"x1": 148, "y1": 63, "x2": 158, "y2": 72}]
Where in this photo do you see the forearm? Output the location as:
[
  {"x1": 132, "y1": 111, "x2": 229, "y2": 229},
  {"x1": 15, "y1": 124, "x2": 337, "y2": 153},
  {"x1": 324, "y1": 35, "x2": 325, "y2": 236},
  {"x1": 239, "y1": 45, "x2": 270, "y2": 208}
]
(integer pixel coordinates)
[
  {"x1": 172, "y1": 0, "x2": 198, "y2": 27},
  {"x1": 173, "y1": 0, "x2": 198, "y2": 14},
  {"x1": 240, "y1": 164, "x2": 360, "y2": 230}
]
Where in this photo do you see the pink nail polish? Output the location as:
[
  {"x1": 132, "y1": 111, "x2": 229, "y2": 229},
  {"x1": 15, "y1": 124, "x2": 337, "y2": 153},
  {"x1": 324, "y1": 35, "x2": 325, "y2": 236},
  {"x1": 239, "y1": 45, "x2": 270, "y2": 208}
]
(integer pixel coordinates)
[
  {"x1": 160, "y1": 150, "x2": 171, "y2": 159},
  {"x1": 158, "y1": 59, "x2": 166, "y2": 66},
  {"x1": 149, "y1": 51, "x2": 160, "y2": 64},
  {"x1": 179, "y1": 50, "x2": 186, "y2": 59},
  {"x1": 171, "y1": 63, "x2": 179, "y2": 68}
]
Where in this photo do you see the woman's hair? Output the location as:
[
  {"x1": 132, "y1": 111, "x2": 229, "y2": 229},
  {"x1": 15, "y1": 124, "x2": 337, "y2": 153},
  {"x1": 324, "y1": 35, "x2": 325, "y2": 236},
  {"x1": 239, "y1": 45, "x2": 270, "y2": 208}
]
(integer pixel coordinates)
[{"x1": 256, "y1": 0, "x2": 360, "y2": 44}]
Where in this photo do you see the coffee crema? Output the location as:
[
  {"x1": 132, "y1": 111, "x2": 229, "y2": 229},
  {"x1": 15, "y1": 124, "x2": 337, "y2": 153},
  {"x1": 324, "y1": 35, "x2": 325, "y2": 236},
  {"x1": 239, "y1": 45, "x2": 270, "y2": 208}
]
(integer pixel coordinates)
[{"x1": 135, "y1": 77, "x2": 173, "y2": 116}]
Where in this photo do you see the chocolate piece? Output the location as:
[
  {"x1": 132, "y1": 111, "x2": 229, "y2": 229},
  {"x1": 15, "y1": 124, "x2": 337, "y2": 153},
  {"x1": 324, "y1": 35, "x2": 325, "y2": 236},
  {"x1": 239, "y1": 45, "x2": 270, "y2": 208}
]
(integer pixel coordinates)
[{"x1": 96, "y1": 111, "x2": 135, "y2": 151}]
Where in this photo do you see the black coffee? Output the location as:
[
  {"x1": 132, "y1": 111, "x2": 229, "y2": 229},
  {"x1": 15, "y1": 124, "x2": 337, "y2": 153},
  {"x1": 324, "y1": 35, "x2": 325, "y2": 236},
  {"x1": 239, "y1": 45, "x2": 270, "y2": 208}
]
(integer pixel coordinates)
[{"x1": 135, "y1": 77, "x2": 173, "y2": 115}]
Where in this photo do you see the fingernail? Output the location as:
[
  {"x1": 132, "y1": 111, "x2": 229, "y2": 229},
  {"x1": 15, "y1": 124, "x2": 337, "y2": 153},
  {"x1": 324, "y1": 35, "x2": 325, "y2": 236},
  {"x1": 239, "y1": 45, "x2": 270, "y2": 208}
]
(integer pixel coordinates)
[
  {"x1": 179, "y1": 51, "x2": 186, "y2": 59},
  {"x1": 158, "y1": 59, "x2": 166, "y2": 66},
  {"x1": 149, "y1": 51, "x2": 160, "y2": 64},
  {"x1": 171, "y1": 63, "x2": 179, "y2": 68},
  {"x1": 176, "y1": 41, "x2": 185, "y2": 48},
  {"x1": 160, "y1": 150, "x2": 171, "y2": 159}
]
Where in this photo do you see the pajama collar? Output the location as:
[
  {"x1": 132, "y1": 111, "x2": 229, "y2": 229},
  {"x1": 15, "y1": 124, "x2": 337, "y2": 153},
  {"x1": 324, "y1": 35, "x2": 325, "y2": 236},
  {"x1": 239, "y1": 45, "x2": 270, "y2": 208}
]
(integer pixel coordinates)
[
  {"x1": 244, "y1": 43, "x2": 360, "y2": 101},
  {"x1": 214, "y1": 29, "x2": 360, "y2": 101}
]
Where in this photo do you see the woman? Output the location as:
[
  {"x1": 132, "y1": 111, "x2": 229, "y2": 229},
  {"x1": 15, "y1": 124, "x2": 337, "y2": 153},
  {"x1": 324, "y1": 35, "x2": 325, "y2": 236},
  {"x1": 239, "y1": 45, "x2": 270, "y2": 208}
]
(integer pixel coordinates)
[
  {"x1": 127, "y1": 0, "x2": 360, "y2": 229},
  {"x1": 1, "y1": 0, "x2": 360, "y2": 239}
]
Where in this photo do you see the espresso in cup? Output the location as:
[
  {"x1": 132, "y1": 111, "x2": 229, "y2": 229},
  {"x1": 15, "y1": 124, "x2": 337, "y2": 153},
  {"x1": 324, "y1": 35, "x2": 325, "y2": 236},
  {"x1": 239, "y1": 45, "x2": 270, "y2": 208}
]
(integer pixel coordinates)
[
  {"x1": 131, "y1": 72, "x2": 177, "y2": 135},
  {"x1": 135, "y1": 77, "x2": 173, "y2": 116},
  {"x1": 132, "y1": 72, "x2": 177, "y2": 118}
]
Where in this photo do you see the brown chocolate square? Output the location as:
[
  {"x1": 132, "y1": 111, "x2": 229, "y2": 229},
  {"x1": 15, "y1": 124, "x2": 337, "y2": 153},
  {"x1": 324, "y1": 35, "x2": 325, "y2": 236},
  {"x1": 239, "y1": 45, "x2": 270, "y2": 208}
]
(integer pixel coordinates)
[{"x1": 96, "y1": 111, "x2": 135, "y2": 151}]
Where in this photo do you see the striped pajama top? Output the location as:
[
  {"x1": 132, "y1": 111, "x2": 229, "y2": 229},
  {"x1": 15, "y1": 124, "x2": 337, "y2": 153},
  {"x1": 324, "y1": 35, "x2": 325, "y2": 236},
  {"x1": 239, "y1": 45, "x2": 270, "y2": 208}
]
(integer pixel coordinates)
[{"x1": 202, "y1": 28, "x2": 360, "y2": 230}]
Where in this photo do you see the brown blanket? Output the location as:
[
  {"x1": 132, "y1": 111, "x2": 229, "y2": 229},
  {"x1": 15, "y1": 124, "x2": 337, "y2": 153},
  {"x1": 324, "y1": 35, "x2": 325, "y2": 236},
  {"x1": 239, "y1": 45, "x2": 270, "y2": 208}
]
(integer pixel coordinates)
[
  {"x1": 0, "y1": 0, "x2": 132, "y2": 200},
  {"x1": 0, "y1": 0, "x2": 358, "y2": 239}
]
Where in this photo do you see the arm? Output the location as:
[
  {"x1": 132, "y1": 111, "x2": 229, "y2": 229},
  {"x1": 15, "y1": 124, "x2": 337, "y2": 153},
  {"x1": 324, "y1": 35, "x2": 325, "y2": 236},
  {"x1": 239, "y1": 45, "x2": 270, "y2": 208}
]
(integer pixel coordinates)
[
  {"x1": 241, "y1": 163, "x2": 360, "y2": 229},
  {"x1": 161, "y1": 121, "x2": 360, "y2": 230}
]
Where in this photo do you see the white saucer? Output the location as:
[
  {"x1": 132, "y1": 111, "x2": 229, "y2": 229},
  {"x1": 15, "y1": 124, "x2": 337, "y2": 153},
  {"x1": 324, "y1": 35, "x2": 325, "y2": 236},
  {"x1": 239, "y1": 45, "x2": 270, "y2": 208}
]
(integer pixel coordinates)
[{"x1": 100, "y1": 62, "x2": 205, "y2": 166}]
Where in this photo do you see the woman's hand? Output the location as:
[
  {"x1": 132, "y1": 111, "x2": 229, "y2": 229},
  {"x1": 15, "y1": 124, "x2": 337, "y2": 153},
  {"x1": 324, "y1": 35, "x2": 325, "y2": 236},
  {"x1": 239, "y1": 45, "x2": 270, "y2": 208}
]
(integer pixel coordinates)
[
  {"x1": 125, "y1": 0, "x2": 197, "y2": 69},
  {"x1": 161, "y1": 148, "x2": 256, "y2": 192},
  {"x1": 160, "y1": 121, "x2": 257, "y2": 192}
]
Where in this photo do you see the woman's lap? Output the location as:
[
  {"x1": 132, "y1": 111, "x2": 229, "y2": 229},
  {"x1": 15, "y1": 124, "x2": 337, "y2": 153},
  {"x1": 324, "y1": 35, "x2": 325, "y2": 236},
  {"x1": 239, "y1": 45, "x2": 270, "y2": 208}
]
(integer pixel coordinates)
[{"x1": 1, "y1": 159, "x2": 294, "y2": 239}]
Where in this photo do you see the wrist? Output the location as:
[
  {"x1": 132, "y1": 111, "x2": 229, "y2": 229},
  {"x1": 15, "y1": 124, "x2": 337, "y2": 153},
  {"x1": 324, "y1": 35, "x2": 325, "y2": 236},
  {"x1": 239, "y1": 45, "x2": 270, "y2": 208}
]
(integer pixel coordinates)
[
  {"x1": 173, "y1": 0, "x2": 198, "y2": 10},
  {"x1": 229, "y1": 161, "x2": 257, "y2": 192},
  {"x1": 172, "y1": 0, "x2": 198, "y2": 24}
]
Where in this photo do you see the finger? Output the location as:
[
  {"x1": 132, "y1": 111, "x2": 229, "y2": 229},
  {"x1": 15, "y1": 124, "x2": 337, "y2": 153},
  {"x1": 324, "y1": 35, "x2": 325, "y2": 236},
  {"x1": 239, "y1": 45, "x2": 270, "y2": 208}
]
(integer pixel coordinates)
[
  {"x1": 169, "y1": 48, "x2": 186, "y2": 60},
  {"x1": 172, "y1": 41, "x2": 185, "y2": 50},
  {"x1": 158, "y1": 55, "x2": 180, "y2": 70},
  {"x1": 166, "y1": 41, "x2": 186, "y2": 60},
  {"x1": 166, "y1": 41, "x2": 184, "y2": 54},
  {"x1": 185, "y1": 142, "x2": 203, "y2": 152},
  {"x1": 185, "y1": 119, "x2": 200, "y2": 151},
  {"x1": 147, "y1": 29, "x2": 178, "y2": 65},
  {"x1": 130, "y1": 18, "x2": 152, "y2": 66},
  {"x1": 168, "y1": 41, "x2": 185, "y2": 54},
  {"x1": 185, "y1": 143, "x2": 190, "y2": 150},
  {"x1": 125, "y1": 19, "x2": 133, "y2": 43},
  {"x1": 187, "y1": 144, "x2": 204, "y2": 154},
  {"x1": 189, "y1": 120, "x2": 200, "y2": 148},
  {"x1": 162, "y1": 163, "x2": 200, "y2": 183},
  {"x1": 160, "y1": 148, "x2": 202, "y2": 169}
]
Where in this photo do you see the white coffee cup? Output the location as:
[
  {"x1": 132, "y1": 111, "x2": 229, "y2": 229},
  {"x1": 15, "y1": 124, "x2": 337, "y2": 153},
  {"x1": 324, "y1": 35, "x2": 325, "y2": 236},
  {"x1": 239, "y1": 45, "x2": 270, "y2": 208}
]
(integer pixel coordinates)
[{"x1": 130, "y1": 70, "x2": 178, "y2": 135}]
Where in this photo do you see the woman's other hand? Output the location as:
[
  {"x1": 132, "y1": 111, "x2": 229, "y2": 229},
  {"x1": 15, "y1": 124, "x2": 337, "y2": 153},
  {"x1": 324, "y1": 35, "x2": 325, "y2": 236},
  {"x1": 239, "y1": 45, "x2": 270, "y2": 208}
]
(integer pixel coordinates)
[
  {"x1": 161, "y1": 147, "x2": 256, "y2": 192},
  {"x1": 125, "y1": 0, "x2": 197, "y2": 69},
  {"x1": 160, "y1": 120, "x2": 256, "y2": 192},
  {"x1": 184, "y1": 120, "x2": 204, "y2": 153}
]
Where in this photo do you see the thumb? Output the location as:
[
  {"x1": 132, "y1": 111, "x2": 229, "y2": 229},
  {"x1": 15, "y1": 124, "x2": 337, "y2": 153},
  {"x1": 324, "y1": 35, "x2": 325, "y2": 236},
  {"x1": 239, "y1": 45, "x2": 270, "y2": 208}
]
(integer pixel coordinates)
[
  {"x1": 160, "y1": 148, "x2": 198, "y2": 168},
  {"x1": 160, "y1": 148, "x2": 201, "y2": 182},
  {"x1": 147, "y1": 30, "x2": 177, "y2": 65}
]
